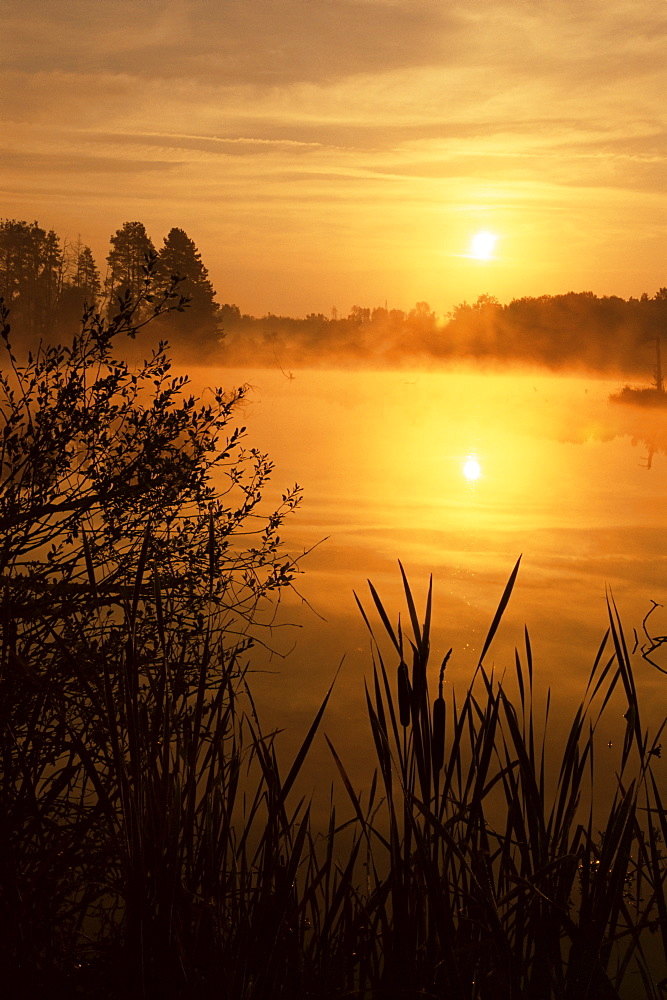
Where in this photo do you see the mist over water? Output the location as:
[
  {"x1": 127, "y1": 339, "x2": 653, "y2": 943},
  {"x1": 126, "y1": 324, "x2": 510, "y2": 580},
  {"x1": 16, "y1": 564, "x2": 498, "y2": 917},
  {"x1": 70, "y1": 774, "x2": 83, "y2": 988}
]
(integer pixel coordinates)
[{"x1": 192, "y1": 362, "x2": 667, "y2": 794}]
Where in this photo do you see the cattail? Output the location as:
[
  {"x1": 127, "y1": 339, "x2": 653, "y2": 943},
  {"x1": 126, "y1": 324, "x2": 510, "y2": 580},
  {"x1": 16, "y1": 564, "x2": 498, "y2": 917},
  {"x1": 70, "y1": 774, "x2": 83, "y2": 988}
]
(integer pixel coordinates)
[
  {"x1": 432, "y1": 696, "x2": 446, "y2": 774},
  {"x1": 397, "y1": 660, "x2": 411, "y2": 727},
  {"x1": 432, "y1": 649, "x2": 452, "y2": 774}
]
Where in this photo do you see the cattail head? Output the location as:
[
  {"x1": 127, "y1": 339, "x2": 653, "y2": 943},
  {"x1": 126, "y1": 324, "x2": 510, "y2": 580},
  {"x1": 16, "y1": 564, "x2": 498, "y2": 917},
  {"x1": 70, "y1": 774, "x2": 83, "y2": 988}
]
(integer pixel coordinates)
[
  {"x1": 432, "y1": 649, "x2": 452, "y2": 774},
  {"x1": 432, "y1": 695, "x2": 446, "y2": 774},
  {"x1": 397, "y1": 660, "x2": 411, "y2": 728}
]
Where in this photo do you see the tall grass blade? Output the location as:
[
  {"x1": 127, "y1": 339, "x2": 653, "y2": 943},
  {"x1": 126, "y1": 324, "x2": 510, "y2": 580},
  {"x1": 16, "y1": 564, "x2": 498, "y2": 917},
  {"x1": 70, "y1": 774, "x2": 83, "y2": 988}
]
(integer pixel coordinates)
[{"x1": 478, "y1": 554, "x2": 521, "y2": 667}]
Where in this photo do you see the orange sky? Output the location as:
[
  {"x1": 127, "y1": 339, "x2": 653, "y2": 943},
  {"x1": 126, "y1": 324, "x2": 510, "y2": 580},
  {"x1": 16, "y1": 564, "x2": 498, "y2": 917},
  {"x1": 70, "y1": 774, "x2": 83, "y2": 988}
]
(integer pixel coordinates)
[{"x1": 2, "y1": 0, "x2": 665, "y2": 317}]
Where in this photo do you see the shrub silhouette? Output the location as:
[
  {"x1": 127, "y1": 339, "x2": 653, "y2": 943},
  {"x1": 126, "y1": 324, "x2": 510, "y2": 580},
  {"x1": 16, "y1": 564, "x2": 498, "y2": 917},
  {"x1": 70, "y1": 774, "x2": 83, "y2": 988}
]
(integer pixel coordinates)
[{"x1": 0, "y1": 263, "x2": 302, "y2": 996}]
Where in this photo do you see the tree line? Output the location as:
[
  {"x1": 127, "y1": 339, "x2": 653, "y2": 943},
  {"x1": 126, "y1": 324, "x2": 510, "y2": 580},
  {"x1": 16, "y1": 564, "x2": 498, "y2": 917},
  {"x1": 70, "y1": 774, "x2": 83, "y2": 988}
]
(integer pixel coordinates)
[
  {"x1": 2, "y1": 215, "x2": 665, "y2": 374},
  {"x1": 0, "y1": 219, "x2": 221, "y2": 350},
  {"x1": 220, "y1": 290, "x2": 667, "y2": 376}
]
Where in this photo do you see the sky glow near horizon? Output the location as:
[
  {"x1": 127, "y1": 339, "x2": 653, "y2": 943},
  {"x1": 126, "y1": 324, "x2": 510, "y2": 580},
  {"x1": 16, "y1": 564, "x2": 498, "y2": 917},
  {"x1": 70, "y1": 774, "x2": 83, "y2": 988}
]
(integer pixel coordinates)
[{"x1": 1, "y1": 0, "x2": 665, "y2": 317}]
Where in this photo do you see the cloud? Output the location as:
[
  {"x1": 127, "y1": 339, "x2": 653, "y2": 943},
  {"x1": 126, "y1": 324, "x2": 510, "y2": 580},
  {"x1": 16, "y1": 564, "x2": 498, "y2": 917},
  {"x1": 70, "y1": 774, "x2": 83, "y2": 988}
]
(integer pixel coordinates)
[
  {"x1": 83, "y1": 131, "x2": 326, "y2": 157},
  {"x1": 0, "y1": 149, "x2": 178, "y2": 175},
  {"x1": 4, "y1": 1, "x2": 664, "y2": 148},
  {"x1": 7, "y1": 0, "x2": 661, "y2": 93},
  {"x1": 2, "y1": 0, "x2": 665, "y2": 314},
  {"x1": 2, "y1": 0, "x2": 465, "y2": 86}
]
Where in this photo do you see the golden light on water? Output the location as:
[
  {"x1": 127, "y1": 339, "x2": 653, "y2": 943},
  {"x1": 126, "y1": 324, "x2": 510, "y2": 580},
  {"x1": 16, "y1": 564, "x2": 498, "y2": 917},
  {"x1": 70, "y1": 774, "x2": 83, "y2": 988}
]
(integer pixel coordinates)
[
  {"x1": 470, "y1": 231, "x2": 497, "y2": 260},
  {"x1": 463, "y1": 455, "x2": 482, "y2": 481}
]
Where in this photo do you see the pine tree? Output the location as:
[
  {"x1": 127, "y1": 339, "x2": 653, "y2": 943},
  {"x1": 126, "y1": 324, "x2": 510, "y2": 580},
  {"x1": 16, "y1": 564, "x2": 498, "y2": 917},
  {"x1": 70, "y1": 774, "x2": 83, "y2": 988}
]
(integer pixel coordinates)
[
  {"x1": 56, "y1": 239, "x2": 102, "y2": 335},
  {"x1": 74, "y1": 244, "x2": 101, "y2": 302},
  {"x1": 105, "y1": 221, "x2": 156, "y2": 313},
  {"x1": 157, "y1": 228, "x2": 220, "y2": 345},
  {"x1": 0, "y1": 219, "x2": 63, "y2": 341}
]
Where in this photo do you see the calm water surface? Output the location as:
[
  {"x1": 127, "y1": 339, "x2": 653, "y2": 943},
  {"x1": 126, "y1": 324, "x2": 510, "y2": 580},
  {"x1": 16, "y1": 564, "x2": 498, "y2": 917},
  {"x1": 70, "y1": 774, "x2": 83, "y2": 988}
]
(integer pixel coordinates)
[{"x1": 199, "y1": 365, "x2": 667, "y2": 791}]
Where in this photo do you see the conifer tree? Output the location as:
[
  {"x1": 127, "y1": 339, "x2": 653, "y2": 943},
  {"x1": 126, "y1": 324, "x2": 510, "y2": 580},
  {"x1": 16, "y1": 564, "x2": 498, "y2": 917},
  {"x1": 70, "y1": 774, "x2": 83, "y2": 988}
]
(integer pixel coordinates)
[
  {"x1": 157, "y1": 227, "x2": 220, "y2": 345},
  {"x1": 0, "y1": 218, "x2": 63, "y2": 340},
  {"x1": 56, "y1": 240, "x2": 102, "y2": 335},
  {"x1": 73, "y1": 244, "x2": 101, "y2": 302},
  {"x1": 105, "y1": 221, "x2": 156, "y2": 313}
]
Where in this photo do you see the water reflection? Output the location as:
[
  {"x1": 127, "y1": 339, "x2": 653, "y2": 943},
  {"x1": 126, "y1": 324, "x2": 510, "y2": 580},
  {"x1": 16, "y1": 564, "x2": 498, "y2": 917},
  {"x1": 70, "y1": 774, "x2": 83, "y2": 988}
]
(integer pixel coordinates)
[
  {"x1": 192, "y1": 365, "x2": 667, "y2": 796},
  {"x1": 598, "y1": 396, "x2": 667, "y2": 470}
]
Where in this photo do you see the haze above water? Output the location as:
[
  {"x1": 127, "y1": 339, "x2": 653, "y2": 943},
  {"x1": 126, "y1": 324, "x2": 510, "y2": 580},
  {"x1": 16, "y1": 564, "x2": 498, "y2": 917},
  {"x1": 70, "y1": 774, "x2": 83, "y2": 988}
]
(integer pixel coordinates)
[{"x1": 197, "y1": 364, "x2": 667, "y2": 788}]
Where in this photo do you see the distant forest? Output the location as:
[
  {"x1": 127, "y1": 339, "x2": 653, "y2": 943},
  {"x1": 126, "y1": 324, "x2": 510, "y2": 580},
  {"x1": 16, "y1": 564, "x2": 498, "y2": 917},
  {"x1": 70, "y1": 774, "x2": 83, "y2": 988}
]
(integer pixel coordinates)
[
  {"x1": 1, "y1": 217, "x2": 665, "y2": 376},
  {"x1": 0, "y1": 219, "x2": 220, "y2": 357}
]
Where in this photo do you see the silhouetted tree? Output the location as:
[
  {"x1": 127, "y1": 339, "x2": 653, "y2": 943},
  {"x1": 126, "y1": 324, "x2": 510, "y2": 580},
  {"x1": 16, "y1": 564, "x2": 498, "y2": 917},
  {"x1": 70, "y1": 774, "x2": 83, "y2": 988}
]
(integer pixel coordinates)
[
  {"x1": 105, "y1": 220, "x2": 156, "y2": 313},
  {"x1": 0, "y1": 260, "x2": 298, "y2": 634},
  {"x1": 348, "y1": 305, "x2": 371, "y2": 325},
  {"x1": 220, "y1": 302, "x2": 242, "y2": 326},
  {"x1": 72, "y1": 243, "x2": 101, "y2": 302},
  {"x1": 0, "y1": 266, "x2": 301, "y2": 992},
  {"x1": 0, "y1": 219, "x2": 63, "y2": 341},
  {"x1": 407, "y1": 301, "x2": 436, "y2": 333},
  {"x1": 56, "y1": 239, "x2": 102, "y2": 335},
  {"x1": 156, "y1": 227, "x2": 220, "y2": 346}
]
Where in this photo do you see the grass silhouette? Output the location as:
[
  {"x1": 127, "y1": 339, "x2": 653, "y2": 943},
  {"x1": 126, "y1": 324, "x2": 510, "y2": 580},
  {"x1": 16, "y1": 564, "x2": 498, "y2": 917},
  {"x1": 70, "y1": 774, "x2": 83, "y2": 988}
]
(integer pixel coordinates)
[{"x1": 1, "y1": 550, "x2": 666, "y2": 998}]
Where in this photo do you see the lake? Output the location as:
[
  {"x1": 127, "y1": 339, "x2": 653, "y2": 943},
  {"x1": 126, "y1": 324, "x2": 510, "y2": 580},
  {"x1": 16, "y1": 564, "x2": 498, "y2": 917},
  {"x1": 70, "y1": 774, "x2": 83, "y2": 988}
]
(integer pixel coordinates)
[{"x1": 197, "y1": 364, "x2": 667, "y2": 798}]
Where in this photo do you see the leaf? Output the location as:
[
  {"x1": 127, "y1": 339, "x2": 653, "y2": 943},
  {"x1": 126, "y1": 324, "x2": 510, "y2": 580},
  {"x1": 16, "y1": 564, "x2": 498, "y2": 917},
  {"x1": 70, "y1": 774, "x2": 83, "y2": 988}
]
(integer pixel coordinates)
[{"x1": 478, "y1": 555, "x2": 522, "y2": 667}]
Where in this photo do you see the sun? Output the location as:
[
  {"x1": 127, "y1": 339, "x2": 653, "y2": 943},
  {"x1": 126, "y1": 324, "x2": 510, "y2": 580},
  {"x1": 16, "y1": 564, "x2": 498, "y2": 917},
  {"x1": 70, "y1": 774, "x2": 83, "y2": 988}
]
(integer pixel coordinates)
[
  {"x1": 463, "y1": 456, "x2": 481, "y2": 481},
  {"x1": 470, "y1": 231, "x2": 497, "y2": 260}
]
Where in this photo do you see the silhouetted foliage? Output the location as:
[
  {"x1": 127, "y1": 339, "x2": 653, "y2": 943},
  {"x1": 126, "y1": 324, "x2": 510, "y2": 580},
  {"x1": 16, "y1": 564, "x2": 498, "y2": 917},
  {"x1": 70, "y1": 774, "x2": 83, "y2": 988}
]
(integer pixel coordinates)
[
  {"x1": 1, "y1": 525, "x2": 665, "y2": 996},
  {"x1": 0, "y1": 219, "x2": 63, "y2": 341},
  {"x1": 0, "y1": 256, "x2": 299, "y2": 648},
  {"x1": 220, "y1": 289, "x2": 667, "y2": 375},
  {"x1": 56, "y1": 240, "x2": 102, "y2": 336},
  {"x1": 0, "y1": 267, "x2": 303, "y2": 994},
  {"x1": 0, "y1": 220, "x2": 103, "y2": 346},
  {"x1": 3, "y1": 217, "x2": 665, "y2": 374},
  {"x1": 1, "y1": 217, "x2": 225, "y2": 359},
  {"x1": 155, "y1": 227, "x2": 221, "y2": 349},
  {"x1": 105, "y1": 221, "x2": 156, "y2": 317},
  {"x1": 0, "y1": 255, "x2": 301, "y2": 785}
]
